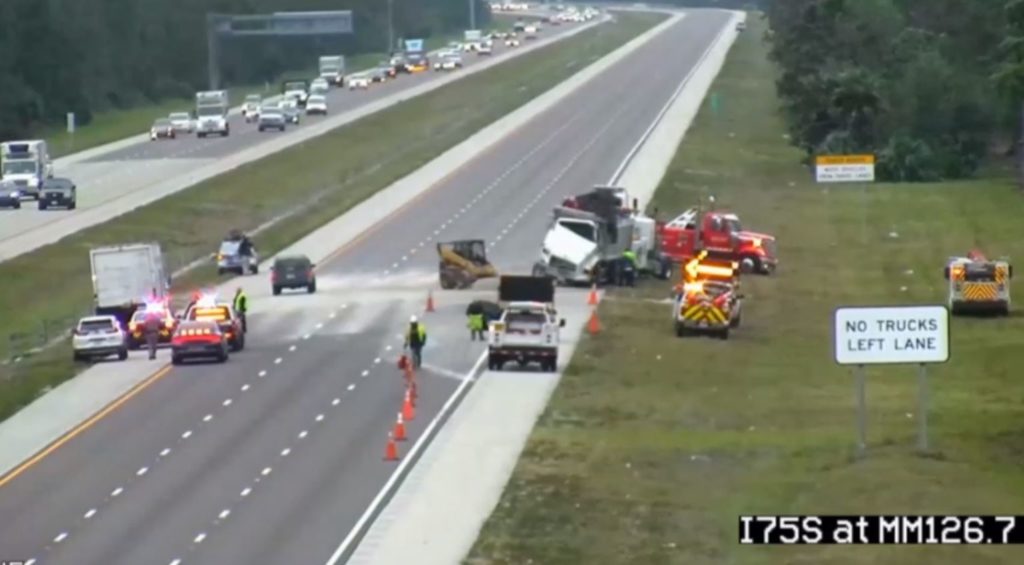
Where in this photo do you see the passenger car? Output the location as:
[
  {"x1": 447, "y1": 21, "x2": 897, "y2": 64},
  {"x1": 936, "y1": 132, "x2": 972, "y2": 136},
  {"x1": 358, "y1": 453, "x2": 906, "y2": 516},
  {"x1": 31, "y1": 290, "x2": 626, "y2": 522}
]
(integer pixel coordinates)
[
  {"x1": 434, "y1": 52, "x2": 463, "y2": 71},
  {"x1": 126, "y1": 307, "x2": 177, "y2": 349},
  {"x1": 72, "y1": 315, "x2": 128, "y2": 362},
  {"x1": 171, "y1": 321, "x2": 229, "y2": 364},
  {"x1": 184, "y1": 302, "x2": 246, "y2": 351},
  {"x1": 38, "y1": 177, "x2": 77, "y2": 210},
  {"x1": 150, "y1": 118, "x2": 176, "y2": 140},
  {"x1": 258, "y1": 105, "x2": 286, "y2": 132},
  {"x1": 242, "y1": 94, "x2": 262, "y2": 122},
  {"x1": 477, "y1": 42, "x2": 493, "y2": 55},
  {"x1": 280, "y1": 98, "x2": 302, "y2": 124},
  {"x1": 505, "y1": 36, "x2": 521, "y2": 47},
  {"x1": 271, "y1": 255, "x2": 317, "y2": 295},
  {"x1": 0, "y1": 181, "x2": 23, "y2": 209},
  {"x1": 310, "y1": 77, "x2": 330, "y2": 95},
  {"x1": 348, "y1": 73, "x2": 371, "y2": 89},
  {"x1": 168, "y1": 112, "x2": 194, "y2": 133},
  {"x1": 217, "y1": 233, "x2": 259, "y2": 274},
  {"x1": 305, "y1": 94, "x2": 328, "y2": 115}
]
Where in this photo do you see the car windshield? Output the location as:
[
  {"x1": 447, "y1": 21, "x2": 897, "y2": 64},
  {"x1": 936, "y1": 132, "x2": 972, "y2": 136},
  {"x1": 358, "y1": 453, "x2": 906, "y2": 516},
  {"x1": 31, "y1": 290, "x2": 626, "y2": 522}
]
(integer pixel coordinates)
[
  {"x1": 2, "y1": 161, "x2": 38, "y2": 175},
  {"x1": 275, "y1": 258, "x2": 310, "y2": 270},
  {"x1": 80, "y1": 319, "x2": 115, "y2": 332},
  {"x1": 308, "y1": 96, "x2": 325, "y2": 103},
  {"x1": 506, "y1": 311, "x2": 547, "y2": 332},
  {"x1": 219, "y1": 240, "x2": 241, "y2": 255},
  {"x1": 169, "y1": 113, "x2": 189, "y2": 121},
  {"x1": 261, "y1": 107, "x2": 281, "y2": 115},
  {"x1": 43, "y1": 179, "x2": 72, "y2": 191}
]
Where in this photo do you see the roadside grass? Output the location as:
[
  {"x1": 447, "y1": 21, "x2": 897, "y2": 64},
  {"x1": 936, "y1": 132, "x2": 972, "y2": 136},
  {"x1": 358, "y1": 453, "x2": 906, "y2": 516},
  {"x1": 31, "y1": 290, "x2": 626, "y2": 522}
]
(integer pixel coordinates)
[
  {"x1": 0, "y1": 13, "x2": 665, "y2": 421},
  {"x1": 38, "y1": 23, "x2": 518, "y2": 158},
  {"x1": 467, "y1": 15, "x2": 1024, "y2": 565}
]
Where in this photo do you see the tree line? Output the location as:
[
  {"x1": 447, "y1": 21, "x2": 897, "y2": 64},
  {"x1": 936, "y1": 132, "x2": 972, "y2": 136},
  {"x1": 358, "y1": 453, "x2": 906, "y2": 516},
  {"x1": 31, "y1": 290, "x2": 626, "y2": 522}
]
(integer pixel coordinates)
[
  {"x1": 0, "y1": 0, "x2": 489, "y2": 139},
  {"x1": 762, "y1": 0, "x2": 1024, "y2": 182}
]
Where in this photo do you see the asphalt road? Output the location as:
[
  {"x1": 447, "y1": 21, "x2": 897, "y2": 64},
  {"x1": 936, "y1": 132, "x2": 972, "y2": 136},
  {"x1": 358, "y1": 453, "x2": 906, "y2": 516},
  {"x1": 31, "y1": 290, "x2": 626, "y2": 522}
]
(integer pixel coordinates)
[
  {"x1": 0, "y1": 10, "x2": 730, "y2": 565},
  {"x1": 0, "y1": 20, "x2": 581, "y2": 255}
]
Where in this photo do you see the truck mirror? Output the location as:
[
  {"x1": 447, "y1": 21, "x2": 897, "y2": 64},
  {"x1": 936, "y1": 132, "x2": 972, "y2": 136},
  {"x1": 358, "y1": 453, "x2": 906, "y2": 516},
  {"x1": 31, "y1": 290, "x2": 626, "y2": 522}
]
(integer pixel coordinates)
[{"x1": 559, "y1": 318, "x2": 566, "y2": 327}]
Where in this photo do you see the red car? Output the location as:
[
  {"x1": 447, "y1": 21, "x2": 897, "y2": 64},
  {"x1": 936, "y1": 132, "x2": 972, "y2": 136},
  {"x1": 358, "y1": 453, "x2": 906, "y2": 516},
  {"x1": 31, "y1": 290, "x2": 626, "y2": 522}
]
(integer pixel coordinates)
[
  {"x1": 184, "y1": 302, "x2": 246, "y2": 351},
  {"x1": 171, "y1": 321, "x2": 229, "y2": 364}
]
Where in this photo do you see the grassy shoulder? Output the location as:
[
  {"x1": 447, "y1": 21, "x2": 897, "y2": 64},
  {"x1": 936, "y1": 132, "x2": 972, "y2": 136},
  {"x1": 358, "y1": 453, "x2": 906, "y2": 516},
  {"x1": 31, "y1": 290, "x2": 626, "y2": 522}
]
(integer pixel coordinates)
[
  {"x1": 0, "y1": 12, "x2": 666, "y2": 421},
  {"x1": 467, "y1": 15, "x2": 1024, "y2": 565},
  {"x1": 39, "y1": 23, "x2": 518, "y2": 159}
]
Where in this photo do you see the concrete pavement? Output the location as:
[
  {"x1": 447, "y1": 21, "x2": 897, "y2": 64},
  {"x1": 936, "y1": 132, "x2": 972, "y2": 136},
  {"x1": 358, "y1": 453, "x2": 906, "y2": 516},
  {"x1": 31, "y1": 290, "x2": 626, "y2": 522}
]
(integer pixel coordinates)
[{"x1": 0, "y1": 8, "x2": 735, "y2": 565}]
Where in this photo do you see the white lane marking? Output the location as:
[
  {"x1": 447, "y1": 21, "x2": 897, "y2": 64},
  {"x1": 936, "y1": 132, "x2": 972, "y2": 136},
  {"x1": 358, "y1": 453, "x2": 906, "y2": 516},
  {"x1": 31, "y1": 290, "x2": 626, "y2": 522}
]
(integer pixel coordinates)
[
  {"x1": 241, "y1": 487, "x2": 252, "y2": 497},
  {"x1": 315, "y1": 414, "x2": 325, "y2": 422},
  {"x1": 419, "y1": 241, "x2": 425, "y2": 247},
  {"x1": 385, "y1": 345, "x2": 392, "y2": 351},
  {"x1": 303, "y1": 333, "x2": 312, "y2": 340},
  {"x1": 170, "y1": 560, "x2": 181, "y2": 565},
  {"x1": 26, "y1": 560, "x2": 36, "y2": 565},
  {"x1": 325, "y1": 351, "x2": 488, "y2": 563},
  {"x1": 219, "y1": 509, "x2": 231, "y2": 520},
  {"x1": 401, "y1": 256, "x2": 408, "y2": 261},
  {"x1": 299, "y1": 430, "x2": 309, "y2": 439},
  {"x1": 341, "y1": 303, "x2": 348, "y2": 309},
  {"x1": 289, "y1": 345, "x2": 297, "y2": 352},
  {"x1": 261, "y1": 467, "x2": 272, "y2": 476},
  {"x1": 332, "y1": 398, "x2": 341, "y2": 406},
  {"x1": 84, "y1": 508, "x2": 97, "y2": 519},
  {"x1": 194, "y1": 532, "x2": 207, "y2": 544},
  {"x1": 111, "y1": 487, "x2": 124, "y2": 497},
  {"x1": 182, "y1": 430, "x2": 193, "y2": 439},
  {"x1": 223, "y1": 398, "x2": 233, "y2": 407},
  {"x1": 391, "y1": 262, "x2": 399, "y2": 269},
  {"x1": 274, "y1": 357, "x2": 283, "y2": 364},
  {"x1": 137, "y1": 467, "x2": 148, "y2": 476},
  {"x1": 281, "y1": 448, "x2": 291, "y2": 457},
  {"x1": 374, "y1": 357, "x2": 381, "y2": 364},
  {"x1": 203, "y1": 414, "x2": 213, "y2": 423},
  {"x1": 160, "y1": 447, "x2": 172, "y2": 457},
  {"x1": 241, "y1": 384, "x2": 250, "y2": 392},
  {"x1": 54, "y1": 532, "x2": 68, "y2": 543},
  {"x1": 258, "y1": 370, "x2": 267, "y2": 377}
]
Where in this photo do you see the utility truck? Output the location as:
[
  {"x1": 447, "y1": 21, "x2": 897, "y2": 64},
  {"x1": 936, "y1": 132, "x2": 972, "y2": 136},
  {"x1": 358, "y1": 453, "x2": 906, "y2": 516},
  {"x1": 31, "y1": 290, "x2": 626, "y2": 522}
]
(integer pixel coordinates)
[
  {"x1": 90, "y1": 243, "x2": 169, "y2": 325},
  {"x1": 1, "y1": 140, "x2": 53, "y2": 200},
  {"x1": 195, "y1": 90, "x2": 230, "y2": 137},
  {"x1": 944, "y1": 249, "x2": 1012, "y2": 315},
  {"x1": 487, "y1": 275, "x2": 565, "y2": 372},
  {"x1": 318, "y1": 55, "x2": 346, "y2": 86},
  {"x1": 658, "y1": 207, "x2": 778, "y2": 274}
]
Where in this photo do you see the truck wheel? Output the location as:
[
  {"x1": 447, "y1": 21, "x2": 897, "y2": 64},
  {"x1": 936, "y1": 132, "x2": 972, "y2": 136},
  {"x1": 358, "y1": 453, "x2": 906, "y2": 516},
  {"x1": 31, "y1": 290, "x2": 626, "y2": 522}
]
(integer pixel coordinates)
[
  {"x1": 12, "y1": 201, "x2": 20, "y2": 209},
  {"x1": 740, "y1": 256, "x2": 761, "y2": 274}
]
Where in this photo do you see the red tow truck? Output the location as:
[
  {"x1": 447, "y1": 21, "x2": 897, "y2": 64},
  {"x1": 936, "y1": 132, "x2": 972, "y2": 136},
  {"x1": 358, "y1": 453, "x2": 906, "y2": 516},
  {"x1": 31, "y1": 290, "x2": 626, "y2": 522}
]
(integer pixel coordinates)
[{"x1": 657, "y1": 208, "x2": 778, "y2": 275}]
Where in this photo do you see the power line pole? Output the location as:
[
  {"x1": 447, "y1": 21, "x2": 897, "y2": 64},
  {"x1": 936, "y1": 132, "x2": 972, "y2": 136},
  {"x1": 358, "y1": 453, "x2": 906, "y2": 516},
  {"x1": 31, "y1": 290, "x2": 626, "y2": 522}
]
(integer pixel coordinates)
[
  {"x1": 388, "y1": 0, "x2": 395, "y2": 53},
  {"x1": 469, "y1": 0, "x2": 476, "y2": 29}
]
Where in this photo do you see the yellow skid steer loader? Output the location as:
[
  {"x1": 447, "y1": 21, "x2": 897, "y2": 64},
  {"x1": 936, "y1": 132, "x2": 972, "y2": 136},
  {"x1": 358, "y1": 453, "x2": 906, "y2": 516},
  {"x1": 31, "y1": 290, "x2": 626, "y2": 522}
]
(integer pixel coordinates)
[{"x1": 437, "y1": 240, "x2": 497, "y2": 289}]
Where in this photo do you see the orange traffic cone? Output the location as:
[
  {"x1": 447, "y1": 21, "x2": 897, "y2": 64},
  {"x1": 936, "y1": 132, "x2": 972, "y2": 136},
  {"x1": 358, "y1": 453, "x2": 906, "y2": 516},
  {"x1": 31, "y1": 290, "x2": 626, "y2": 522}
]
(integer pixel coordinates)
[
  {"x1": 426, "y1": 290, "x2": 435, "y2": 312},
  {"x1": 403, "y1": 390, "x2": 416, "y2": 421},
  {"x1": 384, "y1": 432, "x2": 399, "y2": 461},
  {"x1": 587, "y1": 284, "x2": 599, "y2": 306},
  {"x1": 394, "y1": 412, "x2": 407, "y2": 441},
  {"x1": 587, "y1": 309, "x2": 602, "y2": 335}
]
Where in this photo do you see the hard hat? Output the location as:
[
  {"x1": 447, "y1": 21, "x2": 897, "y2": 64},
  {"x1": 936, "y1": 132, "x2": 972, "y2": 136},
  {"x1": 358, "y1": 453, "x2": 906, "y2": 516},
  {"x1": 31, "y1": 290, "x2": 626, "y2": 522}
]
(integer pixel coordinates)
[{"x1": 410, "y1": 315, "x2": 418, "y2": 323}]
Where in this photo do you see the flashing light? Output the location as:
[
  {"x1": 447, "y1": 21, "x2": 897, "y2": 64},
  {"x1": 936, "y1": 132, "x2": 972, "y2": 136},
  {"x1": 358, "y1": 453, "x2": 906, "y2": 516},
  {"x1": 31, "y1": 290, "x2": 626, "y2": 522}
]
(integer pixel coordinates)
[
  {"x1": 683, "y1": 281, "x2": 704, "y2": 294},
  {"x1": 695, "y1": 264, "x2": 735, "y2": 278},
  {"x1": 751, "y1": 238, "x2": 762, "y2": 248},
  {"x1": 195, "y1": 294, "x2": 218, "y2": 308}
]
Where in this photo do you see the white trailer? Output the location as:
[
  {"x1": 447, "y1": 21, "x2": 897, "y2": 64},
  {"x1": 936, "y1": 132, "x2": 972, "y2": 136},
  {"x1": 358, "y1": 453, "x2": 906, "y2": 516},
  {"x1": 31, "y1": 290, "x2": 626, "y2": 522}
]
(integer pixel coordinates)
[
  {"x1": 318, "y1": 55, "x2": 346, "y2": 86},
  {"x1": 195, "y1": 90, "x2": 230, "y2": 137},
  {"x1": 1, "y1": 140, "x2": 53, "y2": 199},
  {"x1": 90, "y1": 243, "x2": 169, "y2": 323}
]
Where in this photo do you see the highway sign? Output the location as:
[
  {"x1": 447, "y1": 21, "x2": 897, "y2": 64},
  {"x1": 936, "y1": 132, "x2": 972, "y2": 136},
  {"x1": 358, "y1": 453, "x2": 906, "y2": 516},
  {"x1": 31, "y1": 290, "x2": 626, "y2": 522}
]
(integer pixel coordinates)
[
  {"x1": 833, "y1": 305, "x2": 949, "y2": 365},
  {"x1": 815, "y1": 154, "x2": 875, "y2": 183},
  {"x1": 465, "y1": 29, "x2": 483, "y2": 41},
  {"x1": 404, "y1": 38, "x2": 425, "y2": 52}
]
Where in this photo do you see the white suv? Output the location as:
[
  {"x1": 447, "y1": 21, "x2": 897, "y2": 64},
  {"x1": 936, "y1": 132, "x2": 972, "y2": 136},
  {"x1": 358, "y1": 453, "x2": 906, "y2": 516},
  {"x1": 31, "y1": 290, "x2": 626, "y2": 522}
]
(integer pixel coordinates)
[{"x1": 72, "y1": 315, "x2": 128, "y2": 362}]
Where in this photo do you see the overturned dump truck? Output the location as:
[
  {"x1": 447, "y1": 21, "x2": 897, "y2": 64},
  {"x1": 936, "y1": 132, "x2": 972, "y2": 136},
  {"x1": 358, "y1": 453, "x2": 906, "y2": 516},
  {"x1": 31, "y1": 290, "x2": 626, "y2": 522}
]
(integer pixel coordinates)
[{"x1": 437, "y1": 239, "x2": 498, "y2": 289}]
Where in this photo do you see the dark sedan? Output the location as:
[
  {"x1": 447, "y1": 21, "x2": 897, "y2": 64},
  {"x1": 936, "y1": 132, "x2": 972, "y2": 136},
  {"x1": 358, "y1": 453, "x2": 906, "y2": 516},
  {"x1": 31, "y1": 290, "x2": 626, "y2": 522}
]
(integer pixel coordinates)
[
  {"x1": 0, "y1": 181, "x2": 22, "y2": 209},
  {"x1": 38, "y1": 177, "x2": 76, "y2": 210}
]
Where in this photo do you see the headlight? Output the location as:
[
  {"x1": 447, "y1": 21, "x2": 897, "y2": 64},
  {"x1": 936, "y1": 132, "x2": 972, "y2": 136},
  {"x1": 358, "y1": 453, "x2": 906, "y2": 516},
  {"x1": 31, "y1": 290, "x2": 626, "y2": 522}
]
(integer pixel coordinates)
[{"x1": 10, "y1": 191, "x2": 19, "y2": 198}]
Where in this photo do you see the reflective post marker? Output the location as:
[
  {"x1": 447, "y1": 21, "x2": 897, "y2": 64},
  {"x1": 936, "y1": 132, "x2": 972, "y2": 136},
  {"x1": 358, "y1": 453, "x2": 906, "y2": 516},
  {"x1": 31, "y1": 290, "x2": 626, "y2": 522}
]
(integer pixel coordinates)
[
  {"x1": 917, "y1": 363, "x2": 929, "y2": 454},
  {"x1": 856, "y1": 364, "x2": 867, "y2": 458}
]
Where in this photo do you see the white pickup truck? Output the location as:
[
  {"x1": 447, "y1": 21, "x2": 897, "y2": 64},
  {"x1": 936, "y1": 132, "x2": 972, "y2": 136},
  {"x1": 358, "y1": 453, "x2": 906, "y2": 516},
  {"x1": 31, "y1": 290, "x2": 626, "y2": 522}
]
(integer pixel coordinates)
[{"x1": 487, "y1": 276, "x2": 565, "y2": 371}]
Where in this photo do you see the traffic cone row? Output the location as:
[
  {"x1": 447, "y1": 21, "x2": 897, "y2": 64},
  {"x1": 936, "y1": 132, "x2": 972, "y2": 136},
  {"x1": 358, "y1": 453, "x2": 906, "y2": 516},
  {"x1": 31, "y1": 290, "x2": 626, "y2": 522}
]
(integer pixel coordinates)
[{"x1": 385, "y1": 361, "x2": 420, "y2": 461}]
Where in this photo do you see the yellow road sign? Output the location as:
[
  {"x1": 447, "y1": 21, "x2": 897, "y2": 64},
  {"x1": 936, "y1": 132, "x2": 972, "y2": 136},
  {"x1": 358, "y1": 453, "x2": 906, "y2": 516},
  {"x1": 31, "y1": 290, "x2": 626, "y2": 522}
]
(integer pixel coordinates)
[{"x1": 815, "y1": 154, "x2": 875, "y2": 166}]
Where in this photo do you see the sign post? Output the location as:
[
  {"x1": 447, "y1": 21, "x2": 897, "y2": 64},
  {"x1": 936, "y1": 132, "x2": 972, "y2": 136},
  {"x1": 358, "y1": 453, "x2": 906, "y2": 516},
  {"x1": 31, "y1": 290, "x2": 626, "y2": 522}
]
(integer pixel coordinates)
[
  {"x1": 833, "y1": 305, "x2": 950, "y2": 457},
  {"x1": 814, "y1": 154, "x2": 875, "y2": 241}
]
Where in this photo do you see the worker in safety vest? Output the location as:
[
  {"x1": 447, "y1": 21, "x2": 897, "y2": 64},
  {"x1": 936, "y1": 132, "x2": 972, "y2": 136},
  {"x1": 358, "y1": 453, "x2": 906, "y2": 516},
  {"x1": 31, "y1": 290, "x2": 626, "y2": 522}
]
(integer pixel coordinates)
[
  {"x1": 405, "y1": 315, "x2": 427, "y2": 369},
  {"x1": 619, "y1": 249, "x2": 637, "y2": 287},
  {"x1": 233, "y1": 287, "x2": 248, "y2": 332},
  {"x1": 467, "y1": 311, "x2": 486, "y2": 341}
]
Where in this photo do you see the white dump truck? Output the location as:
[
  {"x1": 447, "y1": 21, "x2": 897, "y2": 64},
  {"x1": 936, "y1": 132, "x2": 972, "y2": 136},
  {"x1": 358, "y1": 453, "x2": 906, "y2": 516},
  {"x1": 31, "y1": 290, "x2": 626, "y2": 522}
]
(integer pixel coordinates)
[
  {"x1": 0, "y1": 140, "x2": 53, "y2": 200},
  {"x1": 195, "y1": 90, "x2": 230, "y2": 138},
  {"x1": 487, "y1": 275, "x2": 565, "y2": 372},
  {"x1": 318, "y1": 55, "x2": 346, "y2": 86},
  {"x1": 90, "y1": 243, "x2": 169, "y2": 324}
]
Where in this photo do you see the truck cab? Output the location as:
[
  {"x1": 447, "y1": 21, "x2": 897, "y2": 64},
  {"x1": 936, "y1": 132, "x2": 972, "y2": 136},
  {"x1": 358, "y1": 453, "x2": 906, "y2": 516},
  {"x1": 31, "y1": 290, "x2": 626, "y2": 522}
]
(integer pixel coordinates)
[
  {"x1": 318, "y1": 55, "x2": 346, "y2": 86},
  {"x1": 659, "y1": 208, "x2": 777, "y2": 274},
  {"x1": 1, "y1": 140, "x2": 53, "y2": 199},
  {"x1": 487, "y1": 276, "x2": 564, "y2": 372},
  {"x1": 672, "y1": 253, "x2": 744, "y2": 339},
  {"x1": 944, "y1": 250, "x2": 1011, "y2": 315},
  {"x1": 195, "y1": 90, "x2": 230, "y2": 138},
  {"x1": 281, "y1": 80, "x2": 310, "y2": 107}
]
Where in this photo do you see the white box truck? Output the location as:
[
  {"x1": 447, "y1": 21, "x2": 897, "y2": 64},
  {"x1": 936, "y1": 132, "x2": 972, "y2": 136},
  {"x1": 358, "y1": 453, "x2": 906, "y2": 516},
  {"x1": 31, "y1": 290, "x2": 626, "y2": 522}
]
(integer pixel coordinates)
[
  {"x1": 90, "y1": 243, "x2": 169, "y2": 323},
  {"x1": 195, "y1": 90, "x2": 230, "y2": 138},
  {"x1": 318, "y1": 55, "x2": 346, "y2": 86},
  {"x1": 1, "y1": 140, "x2": 53, "y2": 200}
]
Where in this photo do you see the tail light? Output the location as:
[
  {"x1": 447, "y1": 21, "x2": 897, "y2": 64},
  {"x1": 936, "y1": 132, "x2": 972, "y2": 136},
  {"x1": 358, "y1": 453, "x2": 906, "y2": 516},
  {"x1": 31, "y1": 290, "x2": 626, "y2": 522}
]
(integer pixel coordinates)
[
  {"x1": 307, "y1": 268, "x2": 314, "y2": 279},
  {"x1": 271, "y1": 269, "x2": 278, "y2": 283}
]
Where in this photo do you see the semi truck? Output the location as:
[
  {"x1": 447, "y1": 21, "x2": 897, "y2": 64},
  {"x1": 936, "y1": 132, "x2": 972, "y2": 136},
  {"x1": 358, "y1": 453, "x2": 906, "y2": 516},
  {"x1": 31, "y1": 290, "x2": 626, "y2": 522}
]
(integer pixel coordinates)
[
  {"x1": 90, "y1": 243, "x2": 169, "y2": 324},
  {"x1": 487, "y1": 275, "x2": 565, "y2": 371},
  {"x1": 0, "y1": 140, "x2": 53, "y2": 200},
  {"x1": 318, "y1": 55, "x2": 346, "y2": 86},
  {"x1": 195, "y1": 90, "x2": 230, "y2": 138}
]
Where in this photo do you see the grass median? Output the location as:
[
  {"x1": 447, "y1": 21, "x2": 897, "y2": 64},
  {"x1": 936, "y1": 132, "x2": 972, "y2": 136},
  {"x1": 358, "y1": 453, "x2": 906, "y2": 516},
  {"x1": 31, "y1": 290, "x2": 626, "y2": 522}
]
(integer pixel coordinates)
[
  {"x1": 40, "y1": 25, "x2": 523, "y2": 158},
  {"x1": 0, "y1": 12, "x2": 666, "y2": 421},
  {"x1": 467, "y1": 15, "x2": 1024, "y2": 565}
]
